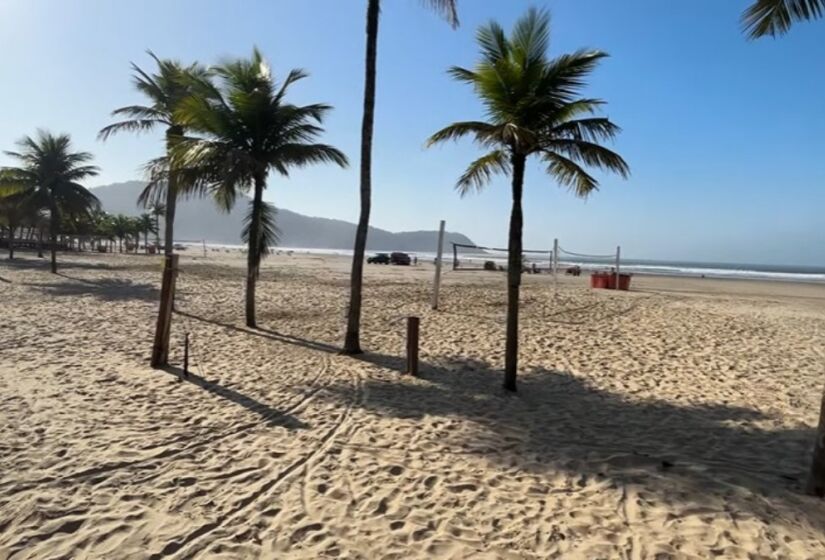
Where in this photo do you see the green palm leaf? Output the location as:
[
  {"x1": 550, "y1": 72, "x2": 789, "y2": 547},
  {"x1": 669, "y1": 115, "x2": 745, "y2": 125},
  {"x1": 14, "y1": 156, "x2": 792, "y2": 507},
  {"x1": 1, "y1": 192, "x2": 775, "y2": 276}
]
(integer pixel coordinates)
[{"x1": 743, "y1": 0, "x2": 824, "y2": 38}]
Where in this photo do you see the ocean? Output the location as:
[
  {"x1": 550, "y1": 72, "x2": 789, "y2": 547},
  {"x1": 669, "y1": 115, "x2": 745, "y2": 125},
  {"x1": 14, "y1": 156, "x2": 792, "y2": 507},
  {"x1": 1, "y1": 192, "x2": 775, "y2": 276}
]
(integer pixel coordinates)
[{"x1": 184, "y1": 242, "x2": 825, "y2": 284}]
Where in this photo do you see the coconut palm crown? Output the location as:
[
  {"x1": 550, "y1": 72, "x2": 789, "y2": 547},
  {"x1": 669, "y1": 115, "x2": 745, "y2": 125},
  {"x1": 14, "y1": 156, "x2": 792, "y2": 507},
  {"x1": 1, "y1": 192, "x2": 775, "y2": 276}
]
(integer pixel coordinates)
[
  {"x1": 171, "y1": 48, "x2": 348, "y2": 328},
  {"x1": 99, "y1": 52, "x2": 210, "y2": 255},
  {"x1": 427, "y1": 8, "x2": 629, "y2": 391},
  {"x1": 0, "y1": 130, "x2": 99, "y2": 272}
]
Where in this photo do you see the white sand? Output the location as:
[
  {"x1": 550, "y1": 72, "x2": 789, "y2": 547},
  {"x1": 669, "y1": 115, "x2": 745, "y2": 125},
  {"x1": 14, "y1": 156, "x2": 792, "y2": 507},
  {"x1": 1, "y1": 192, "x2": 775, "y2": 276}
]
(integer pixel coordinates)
[{"x1": 2, "y1": 250, "x2": 825, "y2": 558}]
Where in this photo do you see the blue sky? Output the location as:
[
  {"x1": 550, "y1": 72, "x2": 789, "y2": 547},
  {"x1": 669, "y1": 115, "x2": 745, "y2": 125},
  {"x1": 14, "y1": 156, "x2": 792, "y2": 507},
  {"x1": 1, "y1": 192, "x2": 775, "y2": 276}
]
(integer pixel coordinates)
[{"x1": 1, "y1": 1, "x2": 823, "y2": 265}]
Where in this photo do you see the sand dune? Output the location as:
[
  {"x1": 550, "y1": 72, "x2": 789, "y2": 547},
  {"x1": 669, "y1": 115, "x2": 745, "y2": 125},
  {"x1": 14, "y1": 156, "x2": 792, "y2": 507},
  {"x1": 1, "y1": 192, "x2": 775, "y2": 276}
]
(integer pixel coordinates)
[{"x1": 2, "y1": 251, "x2": 825, "y2": 558}]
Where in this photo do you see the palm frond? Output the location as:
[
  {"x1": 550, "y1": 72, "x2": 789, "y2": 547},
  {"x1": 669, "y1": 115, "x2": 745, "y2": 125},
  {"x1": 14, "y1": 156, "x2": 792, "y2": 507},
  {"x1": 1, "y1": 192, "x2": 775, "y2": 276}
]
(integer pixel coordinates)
[
  {"x1": 549, "y1": 118, "x2": 622, "y2": 143},
  {"x1": 446, "y1": 66, "x2": 478, "y2": 84},
  {"x1": 421, "y1": 0, "x2": 459, "y2": 28},
  {"x1": 476, "y1": 20, "x2": 509, "y2": 64},
  {"x1": 275, "y1": 68, "x2": 309, "y2": 102},
  {"x1": 540, "y1": 49, "x2": 609, "y2": 102},
  {"x1": 426, "y1": 121, "x2": 499, "y2": 147},
  {"x1": 456, "y1": 150, "x2": 510, "y2": 195},
  {"x1": 545, "y1": 139, "x2": 629, "y2": 178},
  {"x1": 242, "y1": 200, "x2": 279, "y2": 271},
  {"x1": 274, "y1": 143, "x2": 349, "y2": 175},
  {"x1": 743, "y1": 0, "x2": 824, "y2": 38},
  {"x1": 543, "y1": 152, "x2": 599, "y2": 197},
  {"x1": 512, "y1": 6, "x2": 551, "y2": 66}
]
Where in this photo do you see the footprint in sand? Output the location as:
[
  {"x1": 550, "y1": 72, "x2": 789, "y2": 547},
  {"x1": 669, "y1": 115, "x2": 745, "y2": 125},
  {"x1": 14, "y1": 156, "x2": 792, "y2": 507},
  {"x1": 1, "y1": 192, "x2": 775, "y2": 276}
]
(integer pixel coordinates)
[
  {"x1": 289, "y1": 522, "x2": 324, "y2": 544},
  {"x1": 447, "y1": 483, "x2": 477, "y2": 493}
]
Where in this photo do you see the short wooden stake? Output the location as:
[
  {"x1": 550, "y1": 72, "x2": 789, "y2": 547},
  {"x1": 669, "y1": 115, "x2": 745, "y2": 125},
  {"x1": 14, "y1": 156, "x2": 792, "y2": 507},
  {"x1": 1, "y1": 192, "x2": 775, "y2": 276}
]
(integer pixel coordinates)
[
  {"x1": 405, "y1": 316, "x2": 420, "y2": 376},
  {"x1": 151, "y1": 254, "x2": 179, "y2": 368},
  {"x1": 183, "y1": 332, "x2": 190, "y2": 378}
]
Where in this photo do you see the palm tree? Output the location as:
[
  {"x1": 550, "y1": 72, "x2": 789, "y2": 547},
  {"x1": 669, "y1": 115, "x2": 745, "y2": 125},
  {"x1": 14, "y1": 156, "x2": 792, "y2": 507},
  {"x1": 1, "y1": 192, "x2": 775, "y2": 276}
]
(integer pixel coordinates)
[
  {"x1": 99, "y1": 52, "x2": 209, "y2": 256},
  {"x1": 148, "y1": 201, "x2": 165, "y2": 248},
  {"x1": 94, "y1": 212, "x2": 116, "y2": 252},
  {"x1": 136, "y1": 213, "x2": 156, "y2": 253},
  {"x1": 110, "y1": 214, "x2": 133, "y2": 253},
  {"x1": 741, "y1": 0, "x2": 825, "y2": 498},
  {"x1": 743, "y1": 0, "x2": 823, "y2": 38},
  {"x1": 428, "y1": 8, "x2": 629, "y2": 391},
  {"x1": 342, "y1": 0, "x2": 459, "y2": 354},
  {"x1": 173, "y1": 48, "x2": 348, "y2": 328},
  {"x1": 0, "y1": 131, "x2": 100, "y2": 273},
  {"x1": 0, "y1": 193, "x2": 30, "y2": 259}
]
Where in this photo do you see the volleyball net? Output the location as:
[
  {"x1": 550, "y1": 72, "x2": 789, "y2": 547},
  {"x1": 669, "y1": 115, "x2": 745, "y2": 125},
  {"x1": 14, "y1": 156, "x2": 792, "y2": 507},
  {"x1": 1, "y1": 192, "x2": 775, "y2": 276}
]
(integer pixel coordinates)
[
  {"x1": 552, "y1": 241, "x2": 622, "y2": 282},
  {"x1": 451, "y1": 243, "x2": 553, "y2": 272}
]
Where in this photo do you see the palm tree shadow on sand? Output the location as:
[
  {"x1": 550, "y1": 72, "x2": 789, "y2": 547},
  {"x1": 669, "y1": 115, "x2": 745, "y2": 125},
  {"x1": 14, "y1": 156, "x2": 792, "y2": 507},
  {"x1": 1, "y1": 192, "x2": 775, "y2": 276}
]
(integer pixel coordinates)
[
  {"x1": 172, "y1": 309, "x2": 825, "y2": 531},
  {"x1": 23, "y1": 275, "x2": 159, "y2": 302},
  {"x1": 319, "y1": 355, "x2": 825, "y2": 533}
]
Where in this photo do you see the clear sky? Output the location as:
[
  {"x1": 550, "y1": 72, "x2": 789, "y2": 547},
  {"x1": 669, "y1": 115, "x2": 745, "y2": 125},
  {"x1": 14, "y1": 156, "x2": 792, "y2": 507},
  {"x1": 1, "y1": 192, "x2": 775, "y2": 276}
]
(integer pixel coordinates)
[{"x1": 1, "y1": 1, "x2": 823, "y2": 265}]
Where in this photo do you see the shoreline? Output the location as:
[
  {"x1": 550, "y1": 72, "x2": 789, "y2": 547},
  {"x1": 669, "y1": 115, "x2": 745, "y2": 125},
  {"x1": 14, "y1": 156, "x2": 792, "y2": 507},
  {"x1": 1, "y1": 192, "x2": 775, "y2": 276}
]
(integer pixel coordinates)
[{"x1": 184, "y1": 243, "x2": 825, "y2": 285}]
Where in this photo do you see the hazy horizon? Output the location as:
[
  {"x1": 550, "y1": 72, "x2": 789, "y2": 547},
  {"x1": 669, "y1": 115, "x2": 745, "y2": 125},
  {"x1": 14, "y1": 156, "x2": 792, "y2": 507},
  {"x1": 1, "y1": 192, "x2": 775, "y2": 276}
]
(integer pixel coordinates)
[{"x1": 2, "y1": 0, "x2": 823, "y2": 266}]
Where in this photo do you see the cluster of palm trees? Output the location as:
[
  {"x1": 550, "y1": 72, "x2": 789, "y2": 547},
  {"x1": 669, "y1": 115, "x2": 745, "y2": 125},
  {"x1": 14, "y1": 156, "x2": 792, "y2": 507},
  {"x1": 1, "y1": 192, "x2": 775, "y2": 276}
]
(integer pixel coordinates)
[
  {"x1": 98, "y1": 48, "x2": 349, "y2": 328},
  {"x1": 1, "y1": 200, "x2": 161, "y2": 258},
  {"x1": 0, "y1": 147, "x2": 165, "y2": 269},
  {"x1": 0, "y1": 1, "x2": 820, "y2": 390}
]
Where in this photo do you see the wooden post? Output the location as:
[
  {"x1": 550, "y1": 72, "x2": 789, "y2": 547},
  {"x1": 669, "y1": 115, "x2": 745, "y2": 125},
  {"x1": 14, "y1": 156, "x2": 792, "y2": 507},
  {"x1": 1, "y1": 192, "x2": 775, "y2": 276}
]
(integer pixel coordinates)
[
  {"x1": 806, "y1": 388, "x2": 825, "y2": 496},
  {"x1": 431, "y1": 220, "x2": 445, "y2": 310},
  {"x1": 151, "y1": 254, "x2": 179, "y2": 368},
  {"x1": 615, "y1": 245, "x2": 621, "y2": 291},
  {"x1": 202, "y1": 239, "x2": 207, "y2": 258},
  {"x1": 553, "y1": 238, "x2": 559, "y2": 292},
  {"x1": 405, "y1": 316, "x2": 420, "y2": 376},
  {"x1": 452, "y1": 242, "x2": 458, "y2": 271},
  {"x1": 183, "y1": 332, "x2": 190, "y2": 378}
]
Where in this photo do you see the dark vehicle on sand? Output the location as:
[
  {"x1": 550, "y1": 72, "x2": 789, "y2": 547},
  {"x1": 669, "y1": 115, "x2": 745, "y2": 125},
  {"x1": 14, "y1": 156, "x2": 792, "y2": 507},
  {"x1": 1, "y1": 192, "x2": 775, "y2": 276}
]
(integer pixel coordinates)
[
  {"x1": 368, "y1": 253, "x2": 390, "y2": 264},
  {"x1": 390, "y1": 252, "x2": 411, "y2": 266}
]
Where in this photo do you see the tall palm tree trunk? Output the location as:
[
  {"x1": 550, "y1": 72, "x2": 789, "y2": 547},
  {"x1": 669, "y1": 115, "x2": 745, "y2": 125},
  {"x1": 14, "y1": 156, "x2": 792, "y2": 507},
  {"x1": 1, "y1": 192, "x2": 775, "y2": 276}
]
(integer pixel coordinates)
[
  {"x1": 246, "y1": 174, "x2": 265, "y2": 328},
  {"x1": 49, "y1": 204, "x2": 59, "y2": 273},
  {"x1": 503, "y1": 153, "x2": 526, "y2": 392},
  {"x1": 344, "y1": 0, "x2": 380, "y2": 355},
  {"x1": 37, "y1": 229, "x2": 44, "y2": 258},
  {"x1": 7, "y1": 224, "x2": 14, "y2": 260},
  {"x1": 163, "y1": 127, "x2": 182, "y2": 257}
]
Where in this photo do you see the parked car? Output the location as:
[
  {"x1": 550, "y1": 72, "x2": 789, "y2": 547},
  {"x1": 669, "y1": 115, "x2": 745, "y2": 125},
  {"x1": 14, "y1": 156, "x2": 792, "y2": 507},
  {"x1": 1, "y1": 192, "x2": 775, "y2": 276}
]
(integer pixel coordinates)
[
  {"x1": 368, "y1": 253, "x2": 390, "y2": 264},
  {"x1": 390, "y1": 252, "x2": 411, "y2": 266}
]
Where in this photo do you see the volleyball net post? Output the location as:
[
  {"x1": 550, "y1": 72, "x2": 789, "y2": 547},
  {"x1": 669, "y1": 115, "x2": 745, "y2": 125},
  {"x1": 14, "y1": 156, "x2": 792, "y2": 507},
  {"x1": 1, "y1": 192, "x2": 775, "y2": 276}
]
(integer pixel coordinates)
[
  {"x1": 553, "y1": 238, "x2": 559, "y2": 291},
  {"x1": 431, "y1": 220, "x2": 446, "y2": 310}
]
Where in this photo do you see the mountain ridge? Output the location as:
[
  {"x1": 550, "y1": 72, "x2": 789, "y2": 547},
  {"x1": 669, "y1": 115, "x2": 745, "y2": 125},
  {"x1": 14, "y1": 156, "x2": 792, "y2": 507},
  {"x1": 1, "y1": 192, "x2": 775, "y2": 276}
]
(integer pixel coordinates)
[{"x1": 91, "y1": 181, "x2": 474, "y2": 252}]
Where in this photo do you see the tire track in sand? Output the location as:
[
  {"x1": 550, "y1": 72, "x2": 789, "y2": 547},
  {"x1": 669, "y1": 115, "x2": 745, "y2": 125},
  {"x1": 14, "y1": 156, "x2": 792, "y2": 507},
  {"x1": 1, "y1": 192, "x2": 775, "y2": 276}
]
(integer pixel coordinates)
[{"x1": 153, "y1": 360, "x2": 365, "y2": 558}]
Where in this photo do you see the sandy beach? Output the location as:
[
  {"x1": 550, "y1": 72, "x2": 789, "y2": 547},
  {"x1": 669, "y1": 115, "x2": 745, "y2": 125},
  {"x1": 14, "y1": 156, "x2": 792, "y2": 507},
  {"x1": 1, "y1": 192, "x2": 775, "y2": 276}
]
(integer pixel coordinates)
[{"x1": 2, "y1": 250, "x2": 825, "y2": 558}]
